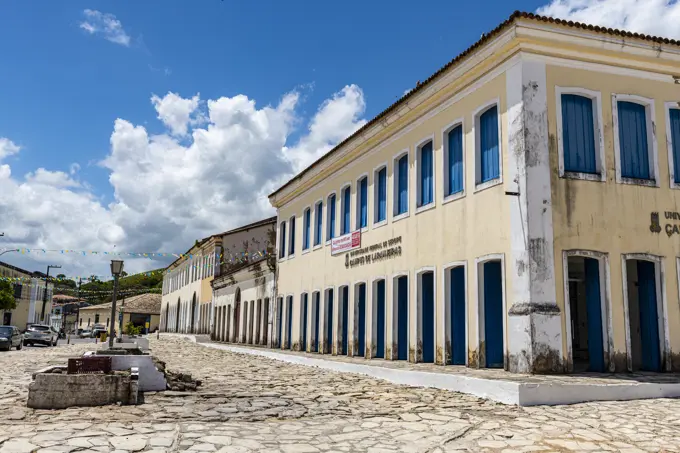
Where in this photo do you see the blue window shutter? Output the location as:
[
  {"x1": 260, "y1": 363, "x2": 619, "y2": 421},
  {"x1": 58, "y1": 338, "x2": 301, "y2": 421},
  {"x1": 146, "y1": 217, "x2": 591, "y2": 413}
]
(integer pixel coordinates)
[
  {"x1": 448, "y1": 125, "x2": 463, "y2": 195},
  {"x1": 479, "y1": 106, "x2": 499, "y2": 183},
  {"x1": 562, "y1": 94, "x2": 597, "y2": 174},
  {"x1": 420, "y1": 142, "x2": 433, "y2": 206},
  {"x1": 279, "y1": 222, "x2": 286, "y2": 258},
  {"x1": 303, "y1": 209, "x2": 310, "y2": 250},
  {"x1": 377, "y1": 168, "x2": 387, "y2": 222},
  {"x1": 315, "y1": 203, "x2": 322, "y2": 245},
  {"x1": 670, "y1": 109, "x2": 680, "y2": 184},
  {"x1": 398, "y1": 155, "x2": 408, "y2": 214},
  {"x1": 618, "y1": 101, "x2": 650, "y2": 179},
  {"x1": 289, "y1": 217, "x2": 295, "y2": 255},
  {"x1": 342, "y1": 188, "x2": 351, "y2": 234},
  {"x1": 329, "y1": 195, "x2": 336, "y2": 239},
  {"x1": 360, "y1": 177, "x2": 368, "y2": 228}
]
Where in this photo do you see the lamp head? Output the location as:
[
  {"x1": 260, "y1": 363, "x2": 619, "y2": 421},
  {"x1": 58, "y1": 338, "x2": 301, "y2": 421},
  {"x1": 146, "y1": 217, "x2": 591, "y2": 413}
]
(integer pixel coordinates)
[{"x1": 110, "y1": 260, "x2": 124, "y2": 276}]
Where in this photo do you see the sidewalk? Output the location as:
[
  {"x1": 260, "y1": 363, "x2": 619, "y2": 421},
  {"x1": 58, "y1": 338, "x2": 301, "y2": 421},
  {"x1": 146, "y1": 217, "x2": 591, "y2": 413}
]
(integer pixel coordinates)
[{"x1": 170, "y1": 334, "x2": 680, "y2": 406}]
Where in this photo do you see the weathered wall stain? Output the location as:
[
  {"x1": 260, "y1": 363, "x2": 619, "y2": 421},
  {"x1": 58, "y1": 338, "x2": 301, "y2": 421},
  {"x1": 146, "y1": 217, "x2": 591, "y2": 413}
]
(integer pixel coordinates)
[
  {"x1": 436, "y1": 346, "x2": 444, "y2": 365},
  {"x1": 468, "y1": 348, "x2": 478, "y2": 369}
]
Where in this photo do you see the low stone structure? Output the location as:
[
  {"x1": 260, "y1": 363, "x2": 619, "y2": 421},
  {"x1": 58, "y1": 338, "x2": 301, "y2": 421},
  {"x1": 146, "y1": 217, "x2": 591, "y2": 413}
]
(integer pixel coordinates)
[{"x1": 27, "y1": 366, "x2": 139, "y2": 409}]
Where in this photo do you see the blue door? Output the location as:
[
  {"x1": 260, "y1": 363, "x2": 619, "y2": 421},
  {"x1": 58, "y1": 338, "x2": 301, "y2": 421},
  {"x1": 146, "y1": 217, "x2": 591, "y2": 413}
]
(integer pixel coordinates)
[
  {"x1": 326, "y1": 290, "x2": 334, "y2": 353},
  {"x1": 313, "y1": 295, "x2": 320, "y2": 352},
  {"x1": 277, "y1": 299, "x2": 283, "y2": 349},
  {"x1": 450, "y1": 267, "x2": 466, "y2": 365},
  {"x1": 637, "y1": 261, "x2": 661, "y2": 371},
  {"x1": 358, "y1": 284, "x2": 366, "y2": 356},
  {"x1": 584, "y1": 258, "x2": 605, "y2": 372},
  {"x1": 483, "y1": 261, "x2": 504, "y2": 368},
  {"x1": 421, "y1": 273, "x2": 435, "y2": 363},
  {"x1": 376, "y1": 280, "x2": 386, "y2": 359},
  {"x1": 301, "y1": 294, "x2": 308, "y2": 351},
  {"x1": 286, "y1": 297, "x2": 293, "y2": 350},
  {"x1": 341, "y1": 287, "x2": 349, "y2": 355},
  {"x1": 397, "y1": 276, "x2": 408, "y2": 360}
]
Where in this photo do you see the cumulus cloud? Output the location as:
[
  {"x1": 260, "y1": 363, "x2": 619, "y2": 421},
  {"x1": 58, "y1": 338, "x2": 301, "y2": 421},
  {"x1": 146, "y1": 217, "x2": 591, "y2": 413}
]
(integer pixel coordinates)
[
  {"x1": 537, "y1": 0, "x2": 680, "y2": 39},
  {"x1": 0, "y1": 85, "x2": 367, "y2": 278},
  {"x1": 150, "y1": 92, "x2": 202, "y2": 136},
  {"x1": 284, "y1": 85, "x2": 366, "y2": 172},
  {"x1": 0, "y1": 138, "x2": 20, "y2": 161},
  {"x1": 79, "y1": 9, "x2": 131, "y2": 46}
]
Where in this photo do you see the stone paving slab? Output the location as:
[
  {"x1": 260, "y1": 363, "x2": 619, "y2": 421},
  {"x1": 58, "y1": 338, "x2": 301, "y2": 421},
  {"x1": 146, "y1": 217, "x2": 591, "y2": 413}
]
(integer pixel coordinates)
[
  {"x1": 181, "y1": 335, "x2": 680, "y2": 406},
  {"x1": 0, "y1": 336, "x2": 679, "y2": 452}
]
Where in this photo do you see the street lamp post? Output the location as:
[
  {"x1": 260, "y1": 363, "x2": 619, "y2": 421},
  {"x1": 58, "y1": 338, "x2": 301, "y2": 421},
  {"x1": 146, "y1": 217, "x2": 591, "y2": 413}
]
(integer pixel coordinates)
[
  {"x1": 108, "y1": 260, "x2": 124, "y2": 348},
  {"x1": 41, "y1": 265, "x2": 61, "y2": 323}
]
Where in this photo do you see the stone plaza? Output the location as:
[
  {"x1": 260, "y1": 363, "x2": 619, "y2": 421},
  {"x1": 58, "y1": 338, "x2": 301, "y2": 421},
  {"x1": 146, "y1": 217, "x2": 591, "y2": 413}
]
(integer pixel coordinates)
[{"x1": 0, "y1": 336, "x2": 678, "y2": 452}]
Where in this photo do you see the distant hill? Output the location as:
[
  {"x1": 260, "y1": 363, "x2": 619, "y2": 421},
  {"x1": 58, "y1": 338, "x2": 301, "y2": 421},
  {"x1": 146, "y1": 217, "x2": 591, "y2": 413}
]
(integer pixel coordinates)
[{"x1": 55, "y1": 269, "x2": 164, "y2": 306}]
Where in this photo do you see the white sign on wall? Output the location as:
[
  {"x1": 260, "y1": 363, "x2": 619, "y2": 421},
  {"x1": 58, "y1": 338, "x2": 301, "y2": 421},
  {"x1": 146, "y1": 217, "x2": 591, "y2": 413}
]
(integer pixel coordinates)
[{"x1": 331, "y1": 231, "x2": 361, "y2": 256}]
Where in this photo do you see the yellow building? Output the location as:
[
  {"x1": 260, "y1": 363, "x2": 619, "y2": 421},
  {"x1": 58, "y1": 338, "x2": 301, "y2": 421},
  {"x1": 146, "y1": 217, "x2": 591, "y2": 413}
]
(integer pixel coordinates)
[
  {"x1": 268, "y1": 12, "x2": 680, "y2": 374},
  {"x1": 0, "y1": 261, "x2": 54, "y2": 329},
  {"x1": 78, "y1": 293, "x2": 161, "y2": 334}
]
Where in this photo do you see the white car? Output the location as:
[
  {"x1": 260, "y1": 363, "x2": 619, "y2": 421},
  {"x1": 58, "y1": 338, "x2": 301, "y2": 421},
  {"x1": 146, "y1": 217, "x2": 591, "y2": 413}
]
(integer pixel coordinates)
[
  {"x1": 78, "y1": 329, "x2": 92, "y2": 339},
  {"x1": 23, "y1": 325, "x2": 58, "y2": 347}
]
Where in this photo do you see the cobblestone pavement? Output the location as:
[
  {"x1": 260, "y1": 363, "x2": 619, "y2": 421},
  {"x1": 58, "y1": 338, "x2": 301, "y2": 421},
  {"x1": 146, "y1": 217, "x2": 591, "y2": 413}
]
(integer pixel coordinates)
[{"x1": 0, "y1": 337, "x2": 679, "y2": 452}]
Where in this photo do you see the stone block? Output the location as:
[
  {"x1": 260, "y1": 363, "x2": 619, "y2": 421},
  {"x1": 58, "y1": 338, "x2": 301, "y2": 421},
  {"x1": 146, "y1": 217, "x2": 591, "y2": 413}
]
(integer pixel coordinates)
[{"x1": 27, "y1": 372, "x2": 137, "y2": 409}]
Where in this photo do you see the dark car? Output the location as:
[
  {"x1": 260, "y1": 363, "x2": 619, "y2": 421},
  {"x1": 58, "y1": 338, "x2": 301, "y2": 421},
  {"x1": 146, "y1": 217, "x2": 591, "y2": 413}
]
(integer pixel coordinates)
[
  {"x1": 23, "y1": 324, "x2": 58, "y2": 347},
  {"x1": 0, "y1": 326, "x2": 23, "y2": 351}
]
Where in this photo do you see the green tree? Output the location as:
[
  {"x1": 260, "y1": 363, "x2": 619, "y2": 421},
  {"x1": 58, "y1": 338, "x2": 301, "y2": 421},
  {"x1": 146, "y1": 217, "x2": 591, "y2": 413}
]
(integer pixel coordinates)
[{"x1": 0, "y1": 281, "x2": 17, "y2": 311}]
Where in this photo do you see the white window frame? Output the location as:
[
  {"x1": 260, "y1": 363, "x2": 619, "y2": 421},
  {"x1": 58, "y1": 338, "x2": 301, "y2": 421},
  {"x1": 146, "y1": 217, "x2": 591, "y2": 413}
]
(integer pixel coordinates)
[
  {"x1": 473, "y1": 99, "x2": 503, "y2": 193},
  {"x1": 372, "y1": 162, "x2": 388, "y2": 230},
  {"x1": 340, "y1": 182, "x2": 352, "y2": 236},
  {"x1": 562, "y1": 250, "x2": 614, "y2": 373},
  {"x1": 325, "y1": 191, "x2": 337, "y2": 245},
  {"x1": 313, "y1": 199, "x2": 323, "y2": 250},
  {"x1": 621, "y1": 253, "x2": 669, "y2": 372},
  {"x1": 442, "y1": 118, "x2": 466, "y2": 204},
  {"x1": 664, "y1": 102, "x2": 680, "y2": 189},
  {"x1": 474, "y1": 253, "x2": 506, "y2": 369},
  {"x1": 392, "y1": 148, "x2": 410, "y2": 222},
  {"x1": 287, "y1": 214, "x2": 296, "y2": 259},
  {"x1": 302, "y1": 206, "x2": 312, "y2": 254},
  {"x1": 277, "y1": 219, "x2": 287, "y2": 262},
  {"x1": 355, "y1": 173, "x2": 369, "y2": 232},
  {"x1": 415, "y1": 134, "x2": 436, "y2": 214},
  {"x1": 612, "y1": 93, "x2": 659, "y2": 187},
  {"x1": 555, "y1": 87, "x2": 606, "y2": 182}
]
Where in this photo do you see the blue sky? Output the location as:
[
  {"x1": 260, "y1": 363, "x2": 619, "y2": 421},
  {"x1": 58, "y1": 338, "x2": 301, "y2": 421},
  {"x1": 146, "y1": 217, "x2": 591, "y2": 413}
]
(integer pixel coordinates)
[
  {"x1": 0, "y1": 0, "x2": 676, "y2": 279},
  {"x1": 0, "y1": 0, "x2": 545, "y2": 201}
]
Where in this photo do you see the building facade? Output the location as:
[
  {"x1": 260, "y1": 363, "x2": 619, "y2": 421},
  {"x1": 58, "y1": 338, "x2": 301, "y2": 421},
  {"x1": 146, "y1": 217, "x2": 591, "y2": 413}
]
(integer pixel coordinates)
[
  {"x1": 78, "y1": 293, "x2": 161, "y2": 333},
  {"x1": 0, "y1": 261, "x2": 54, "y2": 329},
  {"x1": 268, "y1": 13, "x2": 680, "y2": 374},
  {"x1": 161, "y1": 236, "x2": 221, "y2": 334},
  {"x1": 210, "y1": 217, "x2": 277, "y2": 345},
  {"x1": 161, "y1": 217, "x2": 277, "y2": 335}
]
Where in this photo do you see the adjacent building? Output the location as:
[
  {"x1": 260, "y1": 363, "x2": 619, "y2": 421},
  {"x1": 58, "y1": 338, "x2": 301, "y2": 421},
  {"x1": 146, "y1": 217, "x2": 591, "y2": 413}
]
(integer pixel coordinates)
[
  {"x1": 267, "y1": 12, "x2": 680, "y2": 374},
  {"x1": 78, "y1": 293, "x2": 161, "y2": 334},
  {"x1": 211, "y1": 217, "x2": 277, "y2": 346},
  {"x1": 0, "y1": 261, "x2": 54, "y2": 328},
  {"x1": 160, "y1": 217, "x2": 277, "y2": 336}
]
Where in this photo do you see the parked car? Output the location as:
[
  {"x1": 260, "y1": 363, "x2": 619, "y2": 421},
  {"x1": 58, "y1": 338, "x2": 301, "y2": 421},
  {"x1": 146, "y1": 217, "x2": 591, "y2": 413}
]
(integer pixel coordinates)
[
  {"x1": 0, "y1": 326, "x2": 23, "y2": 351},
  {"x1": 78, "y1": 329, "x2": 92, "y2": 338},
  {"x1": 23, "y1": 324, "x2": 58, "y2": 347},
  {"x1": 91, "y1": 326, "x2": 108, "y2": 338}
]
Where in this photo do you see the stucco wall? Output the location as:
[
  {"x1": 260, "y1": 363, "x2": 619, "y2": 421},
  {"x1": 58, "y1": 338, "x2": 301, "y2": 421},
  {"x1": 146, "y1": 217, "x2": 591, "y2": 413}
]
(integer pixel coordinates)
[
  {"x1": 546, "y1": 64, "x2": 680, "y2": 371},
  {"x1": 276, "y1": 72, "x2": 512, "y2": 364}
]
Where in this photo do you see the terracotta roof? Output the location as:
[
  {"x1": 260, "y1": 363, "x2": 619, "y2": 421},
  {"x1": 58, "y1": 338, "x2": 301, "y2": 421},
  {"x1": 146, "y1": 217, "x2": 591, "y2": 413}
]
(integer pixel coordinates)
[
  {"x1": 269, "y1": 11, "x2": 680, "y2": 200},
  {"x1": 79, "y1": 293, "x2": 161, "y2": 315}
]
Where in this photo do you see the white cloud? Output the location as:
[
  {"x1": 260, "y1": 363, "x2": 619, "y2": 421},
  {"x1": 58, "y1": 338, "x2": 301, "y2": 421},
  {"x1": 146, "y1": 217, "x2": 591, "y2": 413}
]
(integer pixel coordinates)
[
  {"x1": 537, "y1": 0, "x2": 680, "y2": 39},
  {"x1": 0, "y1": 138, "x2": 20, "y2": 161},
  {"x1": 0, "y1": 86, "x2": 367, "y2": 278},
  {"x1": 284, "y1": 84, "x2": 366, "y2": 172},
  {"x1": 150, "y1": 92, "x2": 202, "y2": 136},
  {"x1": 79, "y1": 9, "x2": 131, "y2": 47}
]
